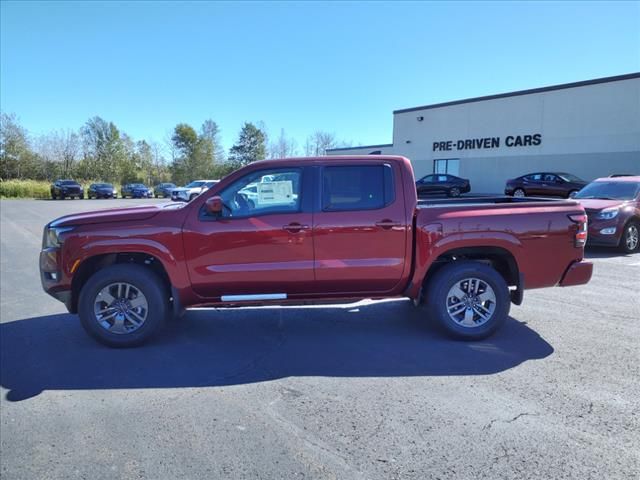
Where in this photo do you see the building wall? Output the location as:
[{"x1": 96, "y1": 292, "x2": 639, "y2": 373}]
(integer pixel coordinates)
[{"x1": 328, "y1": 76, "x2": 640, "y2": 193}]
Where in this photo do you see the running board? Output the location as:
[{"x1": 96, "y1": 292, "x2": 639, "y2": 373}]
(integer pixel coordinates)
[{"x1": 220, "y1": 293, "x2": 287, "y2": 302}]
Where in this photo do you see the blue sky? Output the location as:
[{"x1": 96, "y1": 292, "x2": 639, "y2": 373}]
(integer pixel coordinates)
[{"x1": 1, "y1": 1, "x2": 639, "y2": 152}]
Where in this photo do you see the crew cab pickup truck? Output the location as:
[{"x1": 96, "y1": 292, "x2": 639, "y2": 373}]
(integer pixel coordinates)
[{"x1": 40, "y1": 156, "x2": 593, "y2": 347}]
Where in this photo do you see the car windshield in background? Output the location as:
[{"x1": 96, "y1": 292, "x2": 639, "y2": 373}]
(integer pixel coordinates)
[
  {"x1": 96, "y1": 183, "x2": 112, "y2": 188},
  {"x1": 131, "y1": 184, "x2": 146, "y2": 188},
  {"x1": 185, "y1": 181, "x2": 205, "y2": 188},
  {"x1": 574, "y1": 181, "x2": 640, "y2": 200},
  {"x1": 559, "y1": 173, "x2": 584, "y2": 183},
  {"x1": 61, "y1": 180, "x2": 78, "y2": 185}
]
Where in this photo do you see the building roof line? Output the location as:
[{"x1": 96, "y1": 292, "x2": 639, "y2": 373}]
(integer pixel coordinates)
[
  {"x1": 326, "y1": 143, "x2": 393, "y2": 152},
  {"x1": 393, "y1": 72, "x2": 640, "y2": 114}
]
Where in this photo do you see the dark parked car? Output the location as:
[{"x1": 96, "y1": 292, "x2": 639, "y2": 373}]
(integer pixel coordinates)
[
  {"x1": 574, "y1": 176, "x2": 640, "y2": 253},
  {"x1": 88, "y1": 183, "x2": 117, "y2": 199},
  {"x1": 416, "y1": 174, "x2": 470, "y2": 197},
  {"x1": 121, "y1": 183, "x2": 153, "y2": 199},
  {"x1": 153, "y1": 183, "x2": 176, "y2": 198},
  {"x1": 50, "y1": 179, "x2": 84, "y2": 200},
  {"x1": 505, "y1": 172, "x2": 587, "y2": 198}
]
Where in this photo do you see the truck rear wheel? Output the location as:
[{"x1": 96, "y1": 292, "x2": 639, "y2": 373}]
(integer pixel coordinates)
[
  {"x1": 424, "y1": 261, "x2": 509, "y2": 340},
  {"x1": 78, "y1": 264, "x2": 168, "y2": 347}
]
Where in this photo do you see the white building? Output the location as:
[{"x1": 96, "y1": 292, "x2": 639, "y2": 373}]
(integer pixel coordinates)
[{"x1": 327, "y1": 73, "x2": 640, "y2": 193}]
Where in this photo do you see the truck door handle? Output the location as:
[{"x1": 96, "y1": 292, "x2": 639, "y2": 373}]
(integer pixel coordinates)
[
  {"x1": 375, "y1": 220, "x2": 401, "y2": 230},
  {"x1": 283, "y1": 223, "x2": 309, "y2": 233}
]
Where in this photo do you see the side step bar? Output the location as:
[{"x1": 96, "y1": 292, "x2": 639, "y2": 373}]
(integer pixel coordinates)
[{"x1": 221, "y1": 293, "x2": 287, "y2": 302}]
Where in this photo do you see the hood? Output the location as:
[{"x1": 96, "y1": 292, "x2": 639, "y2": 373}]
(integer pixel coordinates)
[
  {"x1": 50, "y1": 204, "x2": 165, "y2": 227},
  {"x1": 576, "y1": 198, "x2": 627, "y2": 211},
  {"x1": 172, "y1": 187, "x2": 190, "y2": 192}
]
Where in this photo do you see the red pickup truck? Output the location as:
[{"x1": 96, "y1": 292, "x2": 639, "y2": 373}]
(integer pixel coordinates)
[{"x1": 40, "y1": 156, "x2": 593, "y2": 347}]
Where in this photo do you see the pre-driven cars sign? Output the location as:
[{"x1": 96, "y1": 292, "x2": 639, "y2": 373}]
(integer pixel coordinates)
[{"x1": 433, "y1": 134, "x2": 542, "y2": 151}]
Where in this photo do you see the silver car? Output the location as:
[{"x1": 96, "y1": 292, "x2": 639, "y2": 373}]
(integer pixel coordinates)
[{"x1": 171, "y1": 180, "x2": 219, "y2": 202}]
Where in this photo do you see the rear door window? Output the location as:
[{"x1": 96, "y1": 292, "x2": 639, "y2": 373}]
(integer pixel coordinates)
[{"x1": 322, "y1": 165, "x2": 394, "y2": 211}]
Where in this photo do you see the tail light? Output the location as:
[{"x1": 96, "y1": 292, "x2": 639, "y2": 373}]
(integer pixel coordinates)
[{"x1": 568, "y1": 214, "x2": 588, "y2": 247}]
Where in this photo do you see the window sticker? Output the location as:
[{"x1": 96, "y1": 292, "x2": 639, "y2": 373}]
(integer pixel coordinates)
[{"x1": 257, "y1": 181, "x2": 294, "y2": 205}]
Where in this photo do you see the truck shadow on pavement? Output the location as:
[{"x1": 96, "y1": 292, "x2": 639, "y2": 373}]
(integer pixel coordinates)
[
  {"x1": 1, "y1": 300, "x2": 553, "y2": 402},
  {"x1": 584, "y1": 247, "x2": 636, "y2": 259}
]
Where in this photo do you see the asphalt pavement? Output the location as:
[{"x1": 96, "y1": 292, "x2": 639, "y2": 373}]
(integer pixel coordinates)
[{"x1": 1, "y1": 198, "x2": 638, "y2": 479}]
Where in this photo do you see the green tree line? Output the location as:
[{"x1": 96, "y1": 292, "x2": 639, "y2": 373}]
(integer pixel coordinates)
[{"x1": 0, "y1": 112, "x2": 352, "y2": 186}]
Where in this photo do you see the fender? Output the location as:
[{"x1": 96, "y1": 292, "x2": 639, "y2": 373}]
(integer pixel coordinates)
[{"x1": 405, "y1": 224, "x2": 523, "y2": 299}]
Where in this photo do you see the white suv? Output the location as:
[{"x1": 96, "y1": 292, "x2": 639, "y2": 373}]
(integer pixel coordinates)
[{"x1": 171, "y1": 180, "x2": 219, "y2": 202}]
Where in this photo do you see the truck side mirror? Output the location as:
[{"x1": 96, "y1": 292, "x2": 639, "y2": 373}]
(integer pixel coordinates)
[{"x1": 205, "y1": 196, "x2": 224, "y2": 215}]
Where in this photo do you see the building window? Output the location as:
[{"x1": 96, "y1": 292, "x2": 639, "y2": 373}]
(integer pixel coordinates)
[{"x1": 434, "y1": 159, "x2": 460, "y2": 176}]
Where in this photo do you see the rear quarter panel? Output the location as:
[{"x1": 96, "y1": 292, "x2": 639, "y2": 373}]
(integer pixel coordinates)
[{"x1": 410, "y1": 201, "x2": 587, "y2": 296}]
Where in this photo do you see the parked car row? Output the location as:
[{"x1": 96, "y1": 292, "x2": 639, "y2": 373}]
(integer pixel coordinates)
[{"x1": 413, "y1": 170, "x2": 638, "y2": 252}]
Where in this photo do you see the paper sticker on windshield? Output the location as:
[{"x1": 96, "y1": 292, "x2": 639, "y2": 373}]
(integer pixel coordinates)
[{"x1": 257, "y1": 181, "x2": 294, "y2": 205}]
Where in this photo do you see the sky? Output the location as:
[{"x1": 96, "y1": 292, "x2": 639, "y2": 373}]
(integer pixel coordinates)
[{"x1": 1, "y1": 0, "x2": 639, "y2": 153}]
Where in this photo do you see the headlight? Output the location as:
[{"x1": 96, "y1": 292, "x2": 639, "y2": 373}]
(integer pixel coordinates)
[
  {"x1": 596, "y1": 208, "x2": 619, "y2": 220},
  {"x1": 43, "y1": 226, "x2": 74, "y2": 248}
]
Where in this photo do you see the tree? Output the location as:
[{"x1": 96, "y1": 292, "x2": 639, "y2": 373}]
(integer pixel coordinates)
[
  {"x1": 81, "y1": 116, "x2": 126, "y2": 182},
  {"x1": 200, "y1": 119, "x2": 225, "y2": 163},
  {"x1": 170, "y1": 123, "x2": 216, "y2": 184},
  {"x1": 304, "y1": 131, "x2": 338, "y2": 156},
  {"x1": 268, "y1": 128, "x2": 298, "y2": 159},
  {"x1": 228, "y1": 122, "x2": 266, "y2": 167},
  {"x1": 0, "y1": 112, "x2": 39, "y2": 179},
  {"x1": 35, "y1": 129, "x2": 80, "y2": 178}
]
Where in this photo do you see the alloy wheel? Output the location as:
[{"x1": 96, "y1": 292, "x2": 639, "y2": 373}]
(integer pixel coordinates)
[
  {"x1": 626, "y1": 225, "x2": 639, "y2": 251},
  {"x1": 445, "y1": 277, "x2": 496, "y2": 328},
  {"x1": 93, "y1": 282, "x2": 149, "y2": 334}
]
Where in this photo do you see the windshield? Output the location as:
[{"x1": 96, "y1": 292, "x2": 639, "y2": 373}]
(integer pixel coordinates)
[
  {"x1": 95, "y1": 183, "x2": 112, "y2": 188},
  {"x1": 60, "y1": 180, "x2": 78, "y2": 185},
  {"x1": 558, "y1": 173, "x2": 584, "y2": 183},
  {"x1": 131, "y1": 183, "x2": 146, "y2": 188},
  {"x1": 574, "y1": 181, "x2": 640, "y2": 200},
  {"x1": 186, "y1": 181, "x2": 205, "y2": 188}
]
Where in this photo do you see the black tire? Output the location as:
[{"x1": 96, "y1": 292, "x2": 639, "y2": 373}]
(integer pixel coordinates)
[
  {"x1": 424, "y1": 261, "x2": 510, "y2": 340},
  {"x1": 513, "y1": 188, "x2": 525, "y2": 197},
  {"x1": 78, "y1": 264, "x2": 169, "y2": 347},
  {"x1": 619, "y1": 220, "x2": 639, "y2": 254},
  {"x1": 51, "y1": 192, "x2": 57, "y2": 200},
  {"x1": 449, "y1": 187, "x2": 461, "y2": 197},
  {"x1": 79, "y1": 194, "x2": 84, "y2": 199}
]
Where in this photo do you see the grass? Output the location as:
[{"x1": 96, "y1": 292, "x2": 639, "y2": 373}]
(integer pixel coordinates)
[{"x1": 0, "y1": 180, "x2": 51, "y2": 199}]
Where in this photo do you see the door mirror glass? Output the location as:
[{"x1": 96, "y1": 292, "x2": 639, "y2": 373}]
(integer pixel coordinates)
[{"x1": 205, "y1": 196, "x2": 224, "y2": 215}]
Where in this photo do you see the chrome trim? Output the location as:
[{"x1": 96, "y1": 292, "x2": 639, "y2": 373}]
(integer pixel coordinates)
[{"x1": 221, "y1": 293, "x2": 287, "y2": 302}]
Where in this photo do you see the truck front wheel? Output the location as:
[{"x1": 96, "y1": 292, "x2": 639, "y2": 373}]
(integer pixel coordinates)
[
  {"x1": 78, "y1": 264, "x2": 168, "y2": 347},
  {"x1": 424, "y1": 261, "x2": 510, "y2": 340}
]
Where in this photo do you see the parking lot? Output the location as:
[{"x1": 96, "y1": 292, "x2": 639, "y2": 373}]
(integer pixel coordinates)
[{"x1": 1, "y1": 198, "x2": 638, "y2": 479}]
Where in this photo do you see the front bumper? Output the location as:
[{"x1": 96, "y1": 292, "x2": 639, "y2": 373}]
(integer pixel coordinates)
[
  {"x1": 171, "y1": 191, "x2": 190, "y2": 202},
  {"x1": 586, "y1": 218, "x2": 622, "y2": 247},
  {"x1": 39, "y1": 247, "x2": 74, "y2": 312},
  {"x1": 132, "y1": 191, "x2": 152, "y2": 198},
  {"x1": 559, "y1": 261, "x2": 593, "y2": 287}
]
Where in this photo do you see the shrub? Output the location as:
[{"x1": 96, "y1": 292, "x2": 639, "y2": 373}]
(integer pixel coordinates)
[{"x1": 0, "y1": 180, "x2": 51, "y2": 199}]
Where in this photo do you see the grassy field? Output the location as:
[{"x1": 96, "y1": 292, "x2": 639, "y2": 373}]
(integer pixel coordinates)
[{"x1": 0, "y1": 180, "x2": 51, "y2": 199}]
